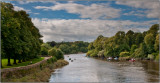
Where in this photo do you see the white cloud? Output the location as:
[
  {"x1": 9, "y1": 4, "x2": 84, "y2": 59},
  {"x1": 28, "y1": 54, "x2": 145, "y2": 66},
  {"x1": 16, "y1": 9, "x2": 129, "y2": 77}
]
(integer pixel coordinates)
[
  {"x1": 17, "y1": 1, "x2": 57, "y2": 4},
  {"x1": 116, "y1": 1, "x2": 160, "y2": 18},
  {"x1": 32, "y1": 18, "x2": 158, "y2": 42},
  {"x1": 14, "y1": 6, "x2": 31, "y2": 13},
  {"x1": 123, "y1": 11, "x2": 145, "y2": 17},
  {"x1": 34, "y1": 2, "x2": 121, "y2": 19}
]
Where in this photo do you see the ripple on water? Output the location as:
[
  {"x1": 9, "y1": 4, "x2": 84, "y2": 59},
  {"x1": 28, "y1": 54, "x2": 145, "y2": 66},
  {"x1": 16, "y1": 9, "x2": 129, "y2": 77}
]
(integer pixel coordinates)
[{"x1": 49, "y1": 54, "x2": 159, "y2": 83}]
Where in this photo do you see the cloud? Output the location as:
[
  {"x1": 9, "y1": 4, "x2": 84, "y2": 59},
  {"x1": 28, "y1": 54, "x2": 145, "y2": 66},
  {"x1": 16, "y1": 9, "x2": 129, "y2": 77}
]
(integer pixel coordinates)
[
  {"x1": 116, "y1": 1, "x2": 160, "y2": 18},
  {"x1": 123, "y1": 11, "x2": 145, "y2": 17},
  {"x1": 14, "y1": 6, "x2": 31, "y2": 13},
  {"x1": 34, "y1": 2, "x2": 121, "y2": 19},
  {"x1": 32, "y1": 18, "x2": 158, "y2": 42},
  {"x1": 17, "y1": 1, "x2": 57, "y2": 4}
]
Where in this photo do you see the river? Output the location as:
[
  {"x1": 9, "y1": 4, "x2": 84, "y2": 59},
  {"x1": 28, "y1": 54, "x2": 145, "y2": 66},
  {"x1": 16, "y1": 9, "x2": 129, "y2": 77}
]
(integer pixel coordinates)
[{"x1": 49, "y1": 54, "x2": 159, "y2": 83}]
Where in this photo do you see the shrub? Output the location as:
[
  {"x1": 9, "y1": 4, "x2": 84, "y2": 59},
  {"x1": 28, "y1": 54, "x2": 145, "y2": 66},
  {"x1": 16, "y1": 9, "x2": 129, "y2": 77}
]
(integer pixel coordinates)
[
  {"x1": 41, "y1": 47, "x2": 48, "y2": 56},
  {"x1": 90, "y1": 49, "x2": 98, "y2": 57},
  {"x1": 40, "y1": 64, "x2": 43, "y2": 70},
  {"x1": 147, "y1": 54, "x2": 154, "y2": 60},
  {"x1": 56, "y1": 49, "x2": 64, "y2": 60},
  {"x1": 48, "y1": 48, "x2": 57, "y2": 56},
  {"x1": 155, "y1": 54, "x2": 159, "y2": 61},
  {"x1": 120, "y1": 52, "x2": 130, "y2": 57},
  {"x1": 51, "y1": 56, "x2": 57, "y2": 63},
  {"x1": 86, "y1": 50, "x2": 94, "y2": 56},
  {"x1": 98, "y1": 50, "x2": 104, "y2": 57}
]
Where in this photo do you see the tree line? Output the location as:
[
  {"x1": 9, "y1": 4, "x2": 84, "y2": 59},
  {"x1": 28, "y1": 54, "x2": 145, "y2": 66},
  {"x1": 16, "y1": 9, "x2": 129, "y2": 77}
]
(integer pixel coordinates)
[
  {"x1": 1, "y1": 2, "x2": 43, "y2": 66},
  {"x1": 87, "y1": 24, "x2": 159, "y2": 61},
  {"x1": 41, "y1": 41, "x2": 89, "y2": 55}
]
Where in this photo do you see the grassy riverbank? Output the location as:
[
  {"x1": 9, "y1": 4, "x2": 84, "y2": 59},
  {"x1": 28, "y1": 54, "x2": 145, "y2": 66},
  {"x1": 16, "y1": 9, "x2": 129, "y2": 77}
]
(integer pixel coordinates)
[
  {"x1": 2, "y1": 57, "x2": 44, "y2": 69},
  {"x1": 1, "y1": 59, "x2": 69, "y2": 82}
]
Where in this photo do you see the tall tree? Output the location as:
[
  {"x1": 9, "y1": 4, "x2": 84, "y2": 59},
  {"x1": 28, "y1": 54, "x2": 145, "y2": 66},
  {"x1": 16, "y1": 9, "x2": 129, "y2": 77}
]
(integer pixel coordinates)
[{"x1": 144, "y1": 33, "x2": 155, "y2": 54}]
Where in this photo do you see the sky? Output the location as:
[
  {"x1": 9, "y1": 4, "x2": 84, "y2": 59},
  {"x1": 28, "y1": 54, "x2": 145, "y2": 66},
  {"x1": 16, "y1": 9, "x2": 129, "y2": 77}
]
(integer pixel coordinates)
[{"x1": 6, "y1": 0, "x2": 160, "y2": 42}]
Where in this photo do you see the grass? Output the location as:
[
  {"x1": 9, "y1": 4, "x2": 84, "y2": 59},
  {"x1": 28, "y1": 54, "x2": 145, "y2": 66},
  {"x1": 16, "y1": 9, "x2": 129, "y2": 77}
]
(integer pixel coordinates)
[
  {"x1": 2, "y1": 57, "x2": 44, "y2": 69},
  {"x1": 1, "y1": 59, "x2": 69, "y2": 82}
]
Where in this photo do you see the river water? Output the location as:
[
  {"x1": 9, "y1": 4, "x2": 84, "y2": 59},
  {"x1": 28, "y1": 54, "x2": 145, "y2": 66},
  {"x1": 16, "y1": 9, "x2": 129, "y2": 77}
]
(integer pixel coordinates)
[{"x1": 49, "y1": 54, "x2": 159, "y2": 83}]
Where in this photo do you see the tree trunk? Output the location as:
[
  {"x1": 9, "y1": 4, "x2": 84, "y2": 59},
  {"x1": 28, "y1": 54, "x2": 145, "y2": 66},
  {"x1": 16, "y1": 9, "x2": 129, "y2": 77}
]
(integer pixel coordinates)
[
  {"x1": 1, "y1": 60, "x2": 3, "y2": 68},
  {"x1": 7, "y1": 57, "x2": 11, "y2": 66},
  {"x1": 18, "y1": 59, "x2": 22, "y2": 63},
  {"x1": 13, "y1": 58, "x2": 17, "y2": 64},
  {"x1": 22, "y1": 58, "x2": 26, "y2": 62}
]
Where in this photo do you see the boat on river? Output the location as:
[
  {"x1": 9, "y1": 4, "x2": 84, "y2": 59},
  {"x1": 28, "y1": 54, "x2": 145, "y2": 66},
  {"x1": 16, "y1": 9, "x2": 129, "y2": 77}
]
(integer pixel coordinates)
[
  {"x1": 129, "y1": 58, "x2": 135, "y2": 62},
  {"x1": 114, "y1": 57, "x2": 118, "y2": 60},
  {"x1": 107, "y1": 57, "x2": 112, "y2": 60}
]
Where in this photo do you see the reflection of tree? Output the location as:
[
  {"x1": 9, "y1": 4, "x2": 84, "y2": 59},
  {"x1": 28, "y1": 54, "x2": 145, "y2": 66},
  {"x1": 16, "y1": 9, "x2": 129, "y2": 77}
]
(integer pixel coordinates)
[{"x1": 141, "y1": 61, "x2": 159, "y2": 82}]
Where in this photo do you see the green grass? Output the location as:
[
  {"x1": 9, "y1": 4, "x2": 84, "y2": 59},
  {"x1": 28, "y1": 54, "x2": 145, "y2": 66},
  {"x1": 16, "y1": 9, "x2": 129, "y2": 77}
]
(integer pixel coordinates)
[{"x1": 2, "y1": 57, "x2": 44, "y2": 69}]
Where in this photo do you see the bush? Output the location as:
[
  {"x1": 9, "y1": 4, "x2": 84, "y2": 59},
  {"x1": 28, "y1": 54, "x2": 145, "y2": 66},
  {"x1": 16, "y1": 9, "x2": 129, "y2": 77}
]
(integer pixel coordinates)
[
  {"x1": 48, "y1": 48, "x2": 57, "y2": 56},
  {"x1": 41, "y1": 47, "x2": 48, "y2": 56},
  {"x1": 98, "y1": 50, "x2": 104, "y2": 57},
  {"x1": 48, "y1": 48, "x2": 64, "y2": 60},
  {"x1": 120, "y1": 52, "x2": 130, "y2": 57},
  {"x1": 86, "y1": 50, "x2": 94, "y2": 56},
  {"x1": 51, "y1": 56, "x2": 57, "y2": 63},
  {"x1": 56, "y1": 50, "x2": 64, "y2": 60},
  {"x1": 147, "y1": 54, "x2": 154, "y2": 60},
  {"x1": 90, "y1": 49, "x2": 98, "y2": 57},
  {"x1": 155, "y1": 54, "x2": 159, "y2": 61}
]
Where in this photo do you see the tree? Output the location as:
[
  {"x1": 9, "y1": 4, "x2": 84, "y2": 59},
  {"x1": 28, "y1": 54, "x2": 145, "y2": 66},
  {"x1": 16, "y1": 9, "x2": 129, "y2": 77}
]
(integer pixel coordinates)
[
  {"x1": 144, "y1": 33, "x2": 155, "y2": 54},
  {"x1": 126, "y1": 30, "x2": 134, "y2": 47},
  {"x1": 59, "y1": 44, "x2": 70, "y2": 54},
  {"x1": 134, "y1": 32, "x2": 144, "y2": 46},
  {"x1": 133, "y1": 43, "x2": 147, "y2": 58},
  {"x1": 88, "y1": 42, "x2": 94, "y2": 50},
  {"x1": 154, "y1": 34, "x2": 159, "y2": 52},
  {"x1": 98, "y1": 50, "x2": 105, "y2": 57},
  {"x1": 1, "y1": 2, "x2": 43, "y2": 66},
  {"x1": 120, "y1": 52, "x2": 130, "y2": 57},
  {"x1": 48, "y1": 48, "x2": 57, "y2": 56},
  {"x1": 47, "y1": 41, "x2": 57, "y2": 47},
  {"x1": 56, "y1": 49, "x2": 64, "y2": 59},
  {"x1": 41, "y1": 46, "x2": 48, "y2": 56},
  {"x1": 147, "y1": 24, "x2": 159, "y2": 38},
  {"x1": 130, "y1": 45, "x2": 137, "y2": 54}
]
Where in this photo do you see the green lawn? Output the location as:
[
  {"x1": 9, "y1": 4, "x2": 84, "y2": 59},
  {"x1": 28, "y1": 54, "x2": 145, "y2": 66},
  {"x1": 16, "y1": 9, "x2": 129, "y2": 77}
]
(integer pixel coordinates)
[{"x1": 1, "y1": 57, "x2": 44, "y2": 69}]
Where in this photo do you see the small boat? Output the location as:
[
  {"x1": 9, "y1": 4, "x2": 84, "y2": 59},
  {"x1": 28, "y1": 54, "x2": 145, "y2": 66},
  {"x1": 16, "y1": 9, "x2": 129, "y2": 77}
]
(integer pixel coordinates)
[
  {"x1": 74, "y1": 58, "x2": 76, "y2": 60},
  {"x1": 69, "y1": 58, "x2": 71, "y2": 60},
  {"x1": 71, "y1": 60, "x2": 73, "y2": 62},
  {"x1": 129, "y1": 59, "x2": 135, "y2": 62},
  {"x1": 107, "y1": 57, "x2": 112, "y2": 60},
  {"x1": 114, "y1": 57, "x2": 118, "y2": 60}
]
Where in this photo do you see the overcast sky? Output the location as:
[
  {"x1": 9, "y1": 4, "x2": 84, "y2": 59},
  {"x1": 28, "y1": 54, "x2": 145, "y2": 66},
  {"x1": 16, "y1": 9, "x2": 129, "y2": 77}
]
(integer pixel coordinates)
[{"x1": 8, "y1": 0, "x2": 159, "y2": 42}]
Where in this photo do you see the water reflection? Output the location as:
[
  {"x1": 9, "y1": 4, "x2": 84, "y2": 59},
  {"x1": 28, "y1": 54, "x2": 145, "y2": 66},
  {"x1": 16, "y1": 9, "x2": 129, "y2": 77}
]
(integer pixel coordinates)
[{"x1": 49, "y1": 54, "x2": 159, "y2": 83}]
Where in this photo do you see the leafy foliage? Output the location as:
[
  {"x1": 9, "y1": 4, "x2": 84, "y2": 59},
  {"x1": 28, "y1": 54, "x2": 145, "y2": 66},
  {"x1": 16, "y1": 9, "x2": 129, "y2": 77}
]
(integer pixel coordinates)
[
  {"x1": 1, "y1": 2, "x2": 42, "y2": 66},
  {"x1": 87, "y1": 24, "x2": 159, "y2": 60},
  {"x1": 47, "y1": 41, "x2": 89, "y2": 54},
  {"x1": 120, "y1": 52, "x2": 130, "y2": 57},
  {"x1": 48, "y1": 48, "x2": 64, "y2": 60}
]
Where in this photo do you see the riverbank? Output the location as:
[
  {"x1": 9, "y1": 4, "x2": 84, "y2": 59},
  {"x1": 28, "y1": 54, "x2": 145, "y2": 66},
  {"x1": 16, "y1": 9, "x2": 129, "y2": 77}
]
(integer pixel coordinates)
[
  {"x1": 1, "y1": 59, "x2": 69, "y2": 82},
  {"x1": 90, "y1": 56, "x2": 159, "y2": 62},
  {"x1": 64, "y1": 53, "x2": 86, "y2": 55}
]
